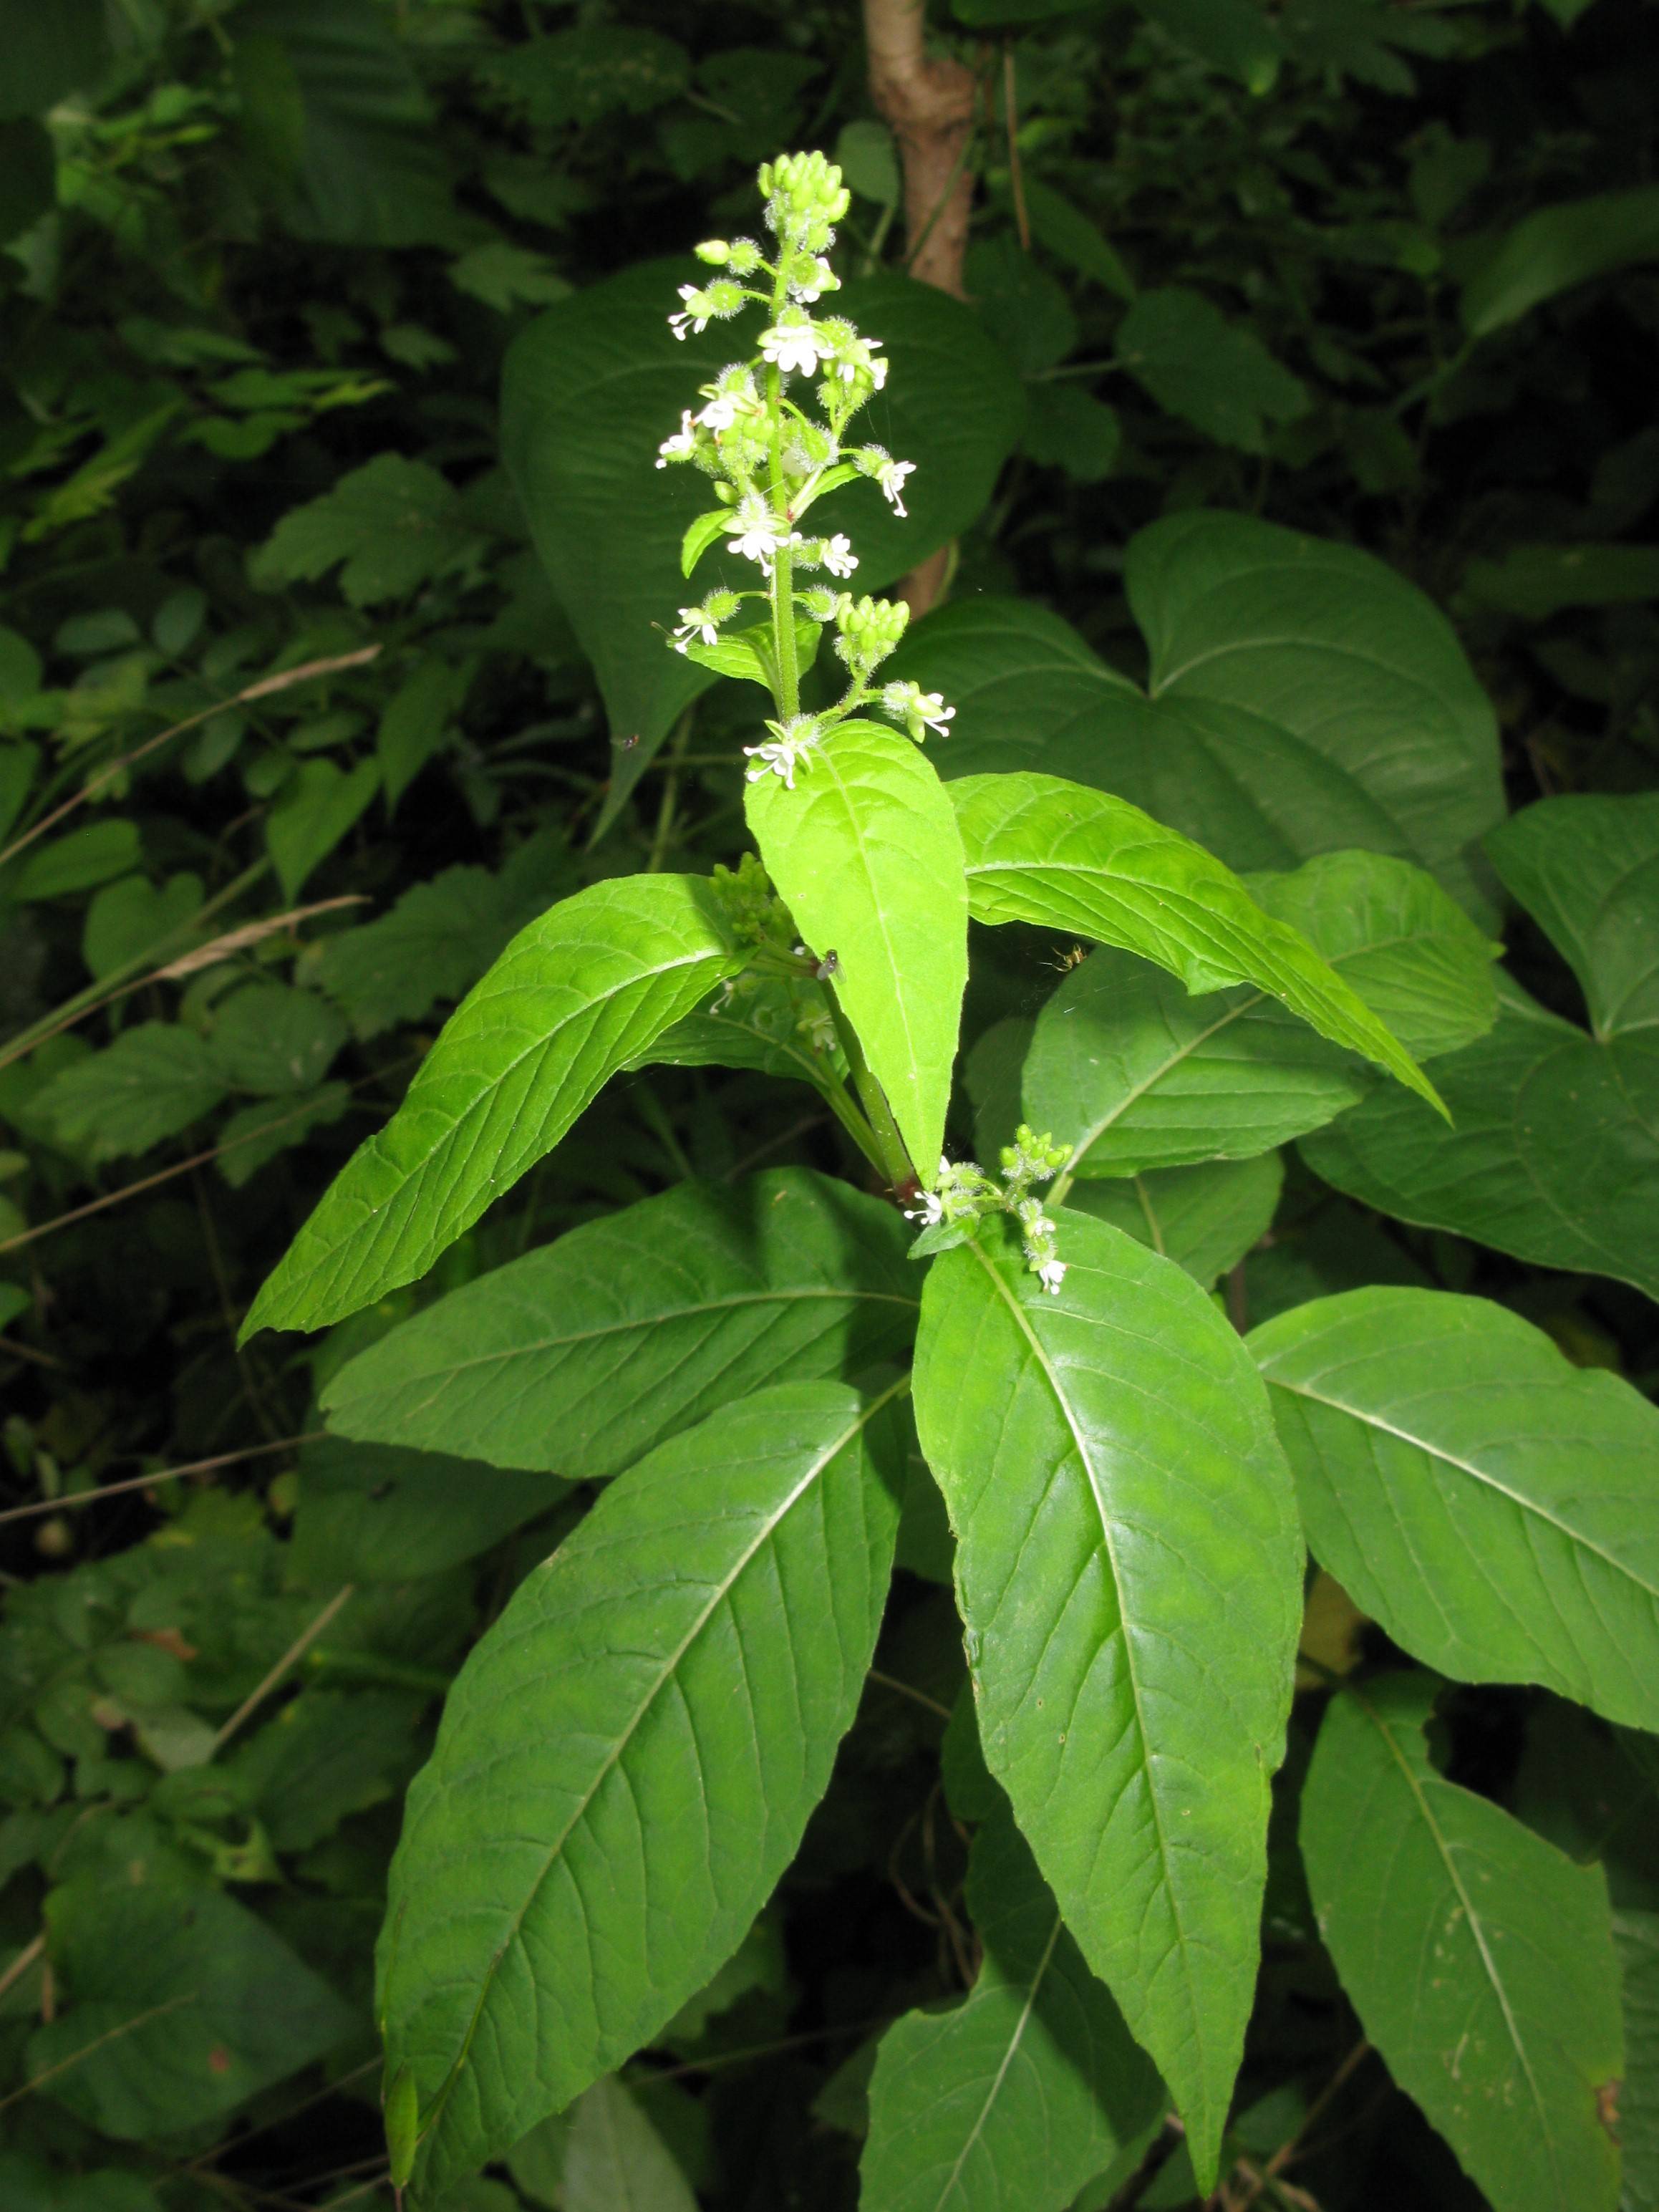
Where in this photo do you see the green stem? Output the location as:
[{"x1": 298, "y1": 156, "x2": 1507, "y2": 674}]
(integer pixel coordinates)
[
  {"x1": 818, "y1": 1068, "x2": 893, "y2": 1179},
  {"x1": 827, "y1": 998, "x2": 915, "y2": 1191},
  {"x1": 770, "y1": 533, "x2": 800, "y2": 719}
]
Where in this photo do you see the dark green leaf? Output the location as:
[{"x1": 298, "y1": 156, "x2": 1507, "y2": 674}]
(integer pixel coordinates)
[
  {"x1": 31, "y1": 1025, "x2": 227, "y2": 1161},
  {"x1": 11, "y1": 821, "x2": 142, "y2": 902},
  {"x1": 1067, "y1": 1153, "x2": 1282, "y2": 1283},
  {"x1": 1461, "y1": 185, "x2": 1659, "y2": 337},
  {"x1": 1301, "y1": 1674, "x2": 1623, "y2": 2212},
  {"x1": 561, "y1": 2076, "x2": 698, "y2": 2212},
  {"x1": 379, "y1": 1380, "x2": 904, "y2": 2194},
  {"x1": 252, "y1": 455, "x2": 485, "y2": 608},
  {"x1": 290, "y1": 1434, "x2": 570, "y2": 1583},
  {"x1": 210, "y1": 983, "x2": 348, "y2": 1096},
  {"x1": 911, "y1": 1212, "x2": 1302, "y2": 2184},
  {"x1": 322, "y1": 1169, "x2": 916, "y2": 1476},
  {"x1": 1116, "y1": 290, "x2": 1309, "y2": 452},
  {"x1": 1485, "y1": 794, "x2": 1659, "y2": 1040},
  {"x1": 266, "y1": 758, "x2": 379, "y2": 900},
  {"x1": 862, "y1": 1802, "x2": 1161, "y2": 2211}
]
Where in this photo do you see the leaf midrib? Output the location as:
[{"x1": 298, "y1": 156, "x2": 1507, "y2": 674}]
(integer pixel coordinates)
[
  {"x1": 932, "y1": 1913, "x2": 1064, "y2": 2211},
  {"x1": 965, "y1": 1242, "x2": 1209, "y2": 2108},
  {"x1": 420, "y1": 1381, "x2": 902, "y2": 2150}
]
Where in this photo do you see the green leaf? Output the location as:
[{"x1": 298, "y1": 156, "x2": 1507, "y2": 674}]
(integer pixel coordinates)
[
  {"x1": 861, "y1": 1800, "x2": 1161, "y2": 2211},
  {"x1": 378, "y1": 658, "x2": 465, "y2": 811},
  {"x1": 911, "y1": 1212, "x2": 1303, "y2": 2185},
  {"x1": 217, "y1": 1083, "x2": 351, "y2": 1187},
  {"x1": 222, "y1": 1687, "x2": 425, "y2": 1850},
  {"x1": 322, "y1": 1169, "x2": 917, "y2": 1475},
  {"x1": 379, "y1": 1379, "x2": 904, "y2": 2195},
  {"x1": 266, "y1": 756, "x2": 379, "y2": 900},
  {"x1": 1461, "y1": 544, "x2": 1659, "y2": 621},
  {"x1": 501, "y1": 266, "x2": 1023, "y2": 828},
  {"x1": 1066, "y1": 1153, "x2": 1282, "y2": 1284},
  {"x1": 231, "y1": 0, "x2": 461, "y2": 248},
  {"x1": 290, "y1": 1434, "x2": 570, "y2": 1584},
  {"x1": 953, "y1": 776, "x2": 1441, "y2": 1109},
  {"x1": 1011, "y1": 176, "x2": 1136, "y2": 300},
  {"x1": 252, "y1": 455, "x2": 485, "y2": 608},
  {"x1": 1461, "y1": 185, "x2": 1659, "y2": 337},
  {"x1": 634, "y1": 975, "x2": 845, "y2": 1091},
  {"x1": 1615, "y1": 1912, "x2": 1659, "y2": 2212},
  {"x1": 747, "y1": 723, "x2": 967, "y2": 1179},
  {"x1": 27, "y1": 1878, "x2": 354, "y2": 2138},
  {"x1": 1252, "y1": 1288, "x2": 1659, "y2": 1729},
  {"x1": 1484, "y1": 794, "x2": 1659, "y2": 1040},
  {"x1": 480, "y1": 25, "x2": 690, "y2": 128},
  {"x1": 1301, "y1": 977, "x2": 1659, "y2": 1303},
  {"x1": 1131, "y1": 0, "x2": 1282, "y2": 89},
  {"x1": 680, "y1": 509, "x2": 732, "y2": 579},
  {"x1": 1300, "y1": 1674, "x2": 1623, "y2": 2212},
  {"x1": 31, "y1": 1024, "x2": 227, "y2": 1162},
  {"x1": 82, "y1": 873, "x2": 204, "y2": 982},
  {"x1": 11, "y1": 821, "x2": 142, "y2": 902},
  {"x1": 561, "y1": 2076, "x2": 698, "y2": 2212},
  {"x1": 210, "y1": 982, "x2": 348, "y2": 1095},
  {"x1": 242, "y1": 874, "x2": 747, "y2": 1338},
  {"x1": 889, "y1": 513, "x2": 1503, "y2": 915},
  {"x1": 1116, "y1": 289, "x2": 1310, "y2": 453}
]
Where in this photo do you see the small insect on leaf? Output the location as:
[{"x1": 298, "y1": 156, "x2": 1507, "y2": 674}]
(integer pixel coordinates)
[
  {"x1": 614, "y1": 733, "x2": 640, "y2": 751},
  {"x1": 816, "y1": 949, "x2": 839, "y2": 979},
  {"x1": 1046, "y1": 942, "x2": 1088, "y2": 973}
]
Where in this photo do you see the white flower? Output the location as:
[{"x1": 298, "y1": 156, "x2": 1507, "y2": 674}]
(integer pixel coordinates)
[
  {"x1": 821, "y1": 534, "x2": 857, "y2": 578},
  {"x1": 743, "y1": 715, "x2": 821, "y2": 790},
  {"x1": 655, "y1": 411, "x2": 698, "y2": 468},
  {"x1": 667, "y1": 284, "x2": 710, "y2": 341},
  {"x1": 904, "y1": 1189, "x2": 946, "y2": 1226},
  {"x1": 759, "y1": 318, "x2": 824, "y2": 377},
  {"x1": 915, "y1": 690, "x2": 954, "y2": 738},
  {"x1": 670, "y1": 605, "x2": 720, "y2": 653},
  {"x1": 697, "y1": 392, "x2": 743, "y2": 430},
  {"x1": 725, "y1": 494, "x2": 785, "y2": 567},
  {"x1": 876, "y1": 457, "x2": 915, "y2": 515},
  {"x1": 870, "y1": 357, "x2": 889, "y2": 390},
  {"x1": 789, "y1": 255, "x2": 837, "y2": 303},
  {"x1": 1038, "y1": 1257, "x2": 1068, "y2": 1295}
]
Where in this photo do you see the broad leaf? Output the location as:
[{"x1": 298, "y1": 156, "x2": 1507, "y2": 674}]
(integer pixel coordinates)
[
  {"x1": 379, "y1": 1379, "x2": 904, "y2": 2193},
  {"x1": 911, "y1": 1212, "x2": 1302, "y2": 2184},
  {"x1": 633, "y1": 975, "x2": 846, "y2": 1091},
  {"x1": 1252, "y1": 1288, "x2": 1659, "y2": 1730},
  {"x1": 289, "y1": 1435, "x2": 571, "y2": 1584},
  {"x1": 1067, "y1": 1152, "x2": 1282, "y2": 1283},
  {"x1": 1302, "y1": 977, "x2": 1659, "y2": 1303},
  {"x1": 1116, "y1": 287, "x2": 1309, "y2": 451},
  {"x1": 561, "y1": 2076, "x2": 698, "y2": 2212},
  {"x1": 1021, "y1": 849, "x2": 1493, "y2": 1177},
  {"x1": 956, "y1": 778, "x2": 1441, "y2": 1108},
  {"x1": 30, "y1": 1024, "x2": 227, "y2": 1162},
  {"x1": 1484, "y1": 794, "x2": 1659, "y2": 1040},
  {"x1": 251, "y1": 455, "x2": 483, "y2": 609},
  {"x1": 1460, "y1": 183, "x2": 1659, "y2": 336},
  {"x1": 891, "y1": 512, "x2": 1503, "y2": 915},
  {"x1": 323, "y1": 1169, "x2": 917, "y2": 1474},
  {"x1": 748, "y1": 723, "x2": 967, "y2": 1180},
  {"x1": 242, "y1": 874, "x2": 747, "y2": 1337},
  {"x1": 501, "y1": 266, "x2": 1023, "y2": 824},
  {"x1": 1615, "y1": 1912, "x2": 1659, "y2": 2212},
  {"x1": 1301, "y1": 1674, "x2": 1624, "y2": 2212},
  {"x1": 861, "y1": 1802, "x2": 1161, "y2": 2212},
  {"x1": 28, "y1": 1879, "x2": 354, "y2": 2138},
  {"x1": 266, "y1": 756, "x2": 379, "y2": 899}
]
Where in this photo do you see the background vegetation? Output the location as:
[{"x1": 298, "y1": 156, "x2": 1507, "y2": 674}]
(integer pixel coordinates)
[{"x1": 0, "y1": 0, "x2": 1655, "y2": 2206}]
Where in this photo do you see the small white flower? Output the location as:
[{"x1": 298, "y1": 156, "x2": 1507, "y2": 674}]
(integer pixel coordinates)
[
  {"x1": 670, "y1": 605, "x2": 721, "y2": 652},
  {"x1": 789, "y1": 255, "x2": 837, "y2": 303},
  {"x1": 904, "y1": 1189, "x2": 946, "y2": 1226},
  {"x1": 697, "y1": 392, "x2": 743, "y2": 430},
  {"x1": 916, "y1": 690, "x2": 954, "y2": 738},
  {"x1": 759, "y1": 318, "x2": 824, "y2": 377},
  {"x1": 743, "y1": 715, "x2": 821, "y2": 791},
  {"x1": 870, "y1": 357, "x2": 889, "y2": 390},
  {"x1": 876, "y1": 457, "x2": 915, "y2": 515},
  {"x1": 725, "y1": 494, "x2": 785, "y2": 568},
  {"x1": 1038, "y1": 1257, "x2": 1068, "y2": 1295},
  {"x1": 655, "y1": 411, "x2": 699, "y2": 468},
  {"x1": 821, "y1": 534, "x2": 858, "y2": 579},
  {"x1": 667, "y1": 284, "x2": 709, "y2": 341}
]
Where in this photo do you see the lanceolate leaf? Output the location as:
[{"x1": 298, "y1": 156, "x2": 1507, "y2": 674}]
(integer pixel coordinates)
[
  {"x1": 379, "y1": 1380, "x2": 904, "y2": 2195},
  {"x1": 747, "y1": 723, "x2": 967, "y2": 1181},
  {"x1": 1302, "y1": 977, "x2": 1659, "y2": 1304},
  {"x1": 1484, "y1": 793, "x2": 1659, "y2": 1040},
  {"x1": 323, "y1": 1169, "x2": 917, "y2": 1475},
  {"x1": 1251, "y1": 1288, "x2": 1659, "y2": 1730},
  {"x1": 911, "y1": 1212, "x2": 1303, "y2": 2186},
  {"x1": 953, "y1": 775, "x2": 1440, "y2": 1109},
  {"x1": 241, "y1": 875, "x2": 746, "y2": 1338},
  {"x1": 1301, "y1": 1674, "x2": 1624, "y2": 2212},
  {"x1": 1022, "y1": 850, "x2": 1495, "y2": 1177},
  {"x1": 861, "y1": 1802, "x2": 1161, "y2": 2212}
]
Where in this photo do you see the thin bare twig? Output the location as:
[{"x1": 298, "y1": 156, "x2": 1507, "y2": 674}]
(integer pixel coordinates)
[
  {"x1": 0, "y1": 1934, "x2": 44, "y2": 2006},
  {"x1": 0, "y1": 646, "x2": 381, "y2": 872},
  {"x1": 1004, "y1": 46, "x2": 1030, "y2": 250},
  {"x1": 0, "y1": 1431, "x2": 322, "y2": 1530},
  {"x1": 210, "y1": 1583, "x2": 354, "y2": 1752}
]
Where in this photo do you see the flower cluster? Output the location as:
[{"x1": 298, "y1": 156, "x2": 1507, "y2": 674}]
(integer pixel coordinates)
[
  {"x1": 652, "y1": 151, "x2": 958, "y2": 786},
  {"x1": 904, "y1": 1126, "x2": 1075, "y2": 1293}
]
